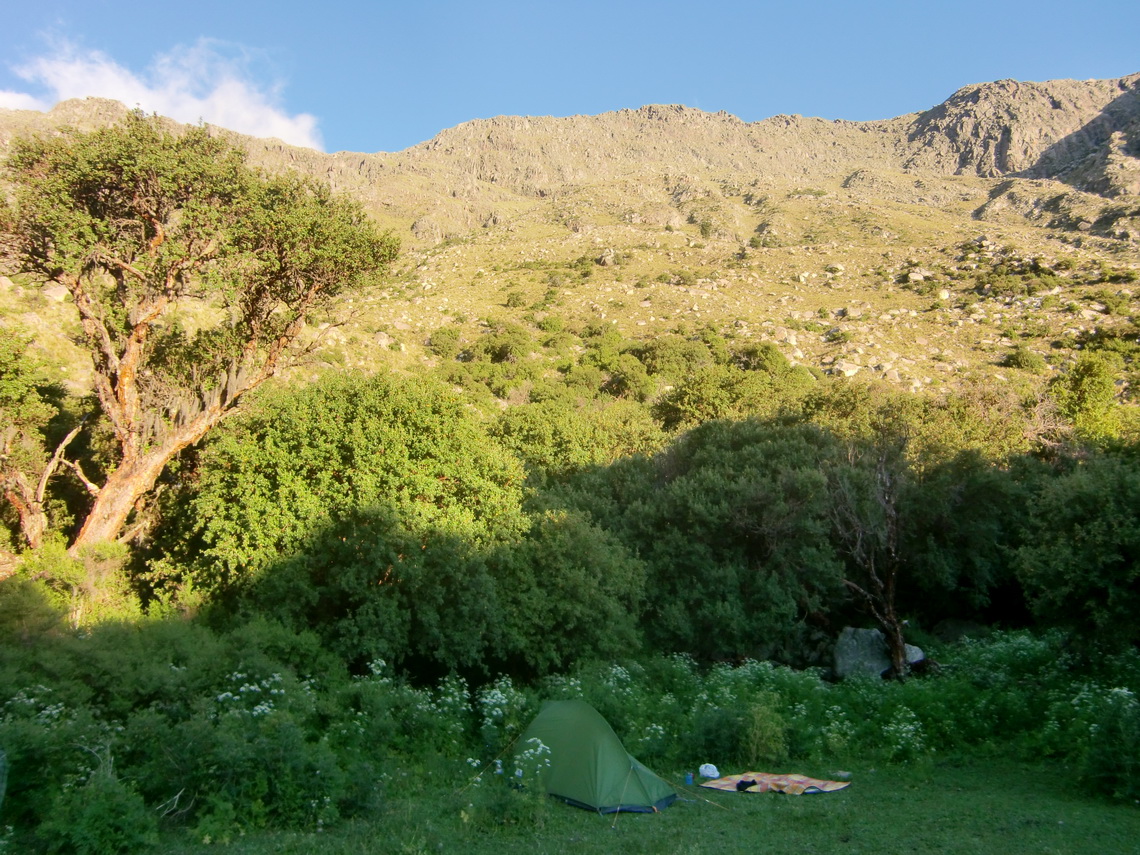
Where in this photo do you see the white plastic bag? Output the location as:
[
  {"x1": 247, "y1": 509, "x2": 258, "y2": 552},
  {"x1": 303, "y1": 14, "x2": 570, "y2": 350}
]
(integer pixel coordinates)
[{"x1": 699, "y1": 763, "x2": 719, "y2": 779}]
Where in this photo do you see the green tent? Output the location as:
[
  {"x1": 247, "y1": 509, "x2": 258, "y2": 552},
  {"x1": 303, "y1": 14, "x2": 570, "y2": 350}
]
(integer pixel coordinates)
[{"x1": 516, "y1": 699, "x2": 677, "y2": 814}]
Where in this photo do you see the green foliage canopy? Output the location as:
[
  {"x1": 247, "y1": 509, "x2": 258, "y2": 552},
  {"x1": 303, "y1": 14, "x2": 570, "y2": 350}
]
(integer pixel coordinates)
[
  {"x1": 490, "y1": 509, "x2": 646, "y2": 674},
  {"x1": 2, "y1": 112, "x2": 399, "y2": 549},
  {"x1": 1016, "y1": 452, "x2": 1140, "y2": 645},
  {"x1": 149, "y1": 372, "x2": 528, "y2": 593},
  {"x1": 556, "y1": 419, "x2": 846, "y2": 660},
  {"x1": 1051, "y1": 351, "x2": 1124, "y2": 442},
  {"x1": 491, "y1": 398, "x2": 664, "y2": 482},
  {"x1": 0, "y1": 329, "x2": 65, "y2": 547}
]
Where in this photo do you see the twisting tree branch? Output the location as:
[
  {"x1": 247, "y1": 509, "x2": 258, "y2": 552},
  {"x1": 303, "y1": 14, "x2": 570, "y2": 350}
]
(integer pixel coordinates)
[
  {"x1": 35, "y1": 420, "x2": 88, "y2": 503},
  {"x1": 60, "y1": 457, "x2": 102, "y2": 498}
]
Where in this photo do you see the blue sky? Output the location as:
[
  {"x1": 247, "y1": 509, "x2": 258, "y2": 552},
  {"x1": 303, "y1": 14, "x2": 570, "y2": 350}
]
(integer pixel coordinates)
[{"x1": 2, "y1": 1, "x2": 1137, "y2": 153}]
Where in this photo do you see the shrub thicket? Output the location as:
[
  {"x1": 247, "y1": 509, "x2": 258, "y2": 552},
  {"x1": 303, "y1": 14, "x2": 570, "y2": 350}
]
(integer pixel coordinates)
[
  {"x1": 145, "y1": 372, "x2": 529, "y2": 597},
  {"x1": 553, "y1": 419, "x2": 847, "y2": 660},
  {"x1": 1003, "y1": 345, "x2": 1047, "y2": 373},
  {"x1": 3, "y1": 572, "x2": 1139, "y2": 853},
  {"x1": 1015, "y1": 452, "x2": 1140, "y2": 645},
  {"x1": 3, "y1": 326, "x2": 1139, "y2": 851}
]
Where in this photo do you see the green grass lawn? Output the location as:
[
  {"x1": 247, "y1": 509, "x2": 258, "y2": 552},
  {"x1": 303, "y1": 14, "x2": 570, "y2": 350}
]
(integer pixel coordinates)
[{"x1": 158, "y1": 757, "x2": 1140, "y2": 855}]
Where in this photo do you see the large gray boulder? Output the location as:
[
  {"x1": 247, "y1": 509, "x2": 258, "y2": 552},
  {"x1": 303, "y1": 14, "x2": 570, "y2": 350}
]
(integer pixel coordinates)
[{"x1": 833, "y1": 627, "x2": 924, "y2": 679}]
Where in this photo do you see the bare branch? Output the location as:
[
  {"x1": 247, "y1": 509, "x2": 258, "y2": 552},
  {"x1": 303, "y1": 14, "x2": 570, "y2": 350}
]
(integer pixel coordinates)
[
  {"x1": 126, "y1": 294, "x2": 170, "y2": 330},
  {"x1": 67, "y1": 274, "x2": 120, "y2": 375},
  {"x1": 118, "y1": 517, "x2": 150, "y2": 546},
  {"x1": 35, "y1": 420, "x2": 87, "y2": 503},
  {"x1": 147, "y1": 218, "x2": 166, "y2": 254},
  {"x1": 60, "y1": 457, "x2": 102, "y2": 497},
  {"x1": 95, "y1": 251, "x2": 148, "y2": 283}
]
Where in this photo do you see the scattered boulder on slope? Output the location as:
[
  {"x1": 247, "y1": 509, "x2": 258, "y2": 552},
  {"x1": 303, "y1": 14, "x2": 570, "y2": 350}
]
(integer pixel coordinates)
[{"x1": 833, "y1": 627, "x2": 925, "y2": 679}]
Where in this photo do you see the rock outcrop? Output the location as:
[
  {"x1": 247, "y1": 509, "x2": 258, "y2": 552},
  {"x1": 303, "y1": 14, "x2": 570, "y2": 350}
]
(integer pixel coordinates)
[
  {"x1": 1, "y1": 71, "x2": 1137, "y2": 247},
  {"x1": 904, "y1": 73, "x2": 1140, "y2": 196}
]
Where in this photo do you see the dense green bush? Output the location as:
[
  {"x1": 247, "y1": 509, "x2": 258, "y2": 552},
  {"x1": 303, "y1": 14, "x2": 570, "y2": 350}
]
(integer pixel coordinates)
[
  {"x1": 242, "y1": 506, "x2": 648, "y2": 678},
  {"x1": 571, "y1": 632, "x2": 1140, "y2": 778},
  {"x1": 427, "y1": 325, "x2": 463, "y2": 360},
  {"x1": 556, "y1": 419, "x2": 846, "y2": 660},
  {"x1": 1016, "y1": 451, "x2": 1140, "y2": 644},
  {"x1": 6, "y1": 340, "x2": 1140, "y2": 849},
  {"x1": 0, "y1": 613, "x2": 357, "y2": 843},
  {"x1": 632, "y1": 334, "x2": 718, "y2": 381},
  {"x1": 489, "y1": 510, "x2": 646, "y2": 675},
  {"x1": 801, "y1": 381, "x2": 1030, "y2": 462},
  {"x1": 469, "y1": 321, "x2": 535, "y2": 364},
  {"x1": 651, "y1": 364, "x2": 812, "y2": 430},
  {"x1": 1082, "y1": 685, "x2": 1140, "y2": 800},
  {"x1": 20, "y1": 539, "x2": 140, "y2": 627},
  {"x1": 601, "y1": 353, "x2": 656, "y2": 401},
  {"x1": 1003, "y1": 345, "x2": 1047, "y2": 373},
  {"x1": 1050, "y1": 351, "x2": 1124, "y2": 441},
  {"x1": 733, "y1": 341, "x2": 792, "y2": 374},
  {"x1": 443, "y1": 357, "x2": 541, "y2": 401},
  {"x1": 896, "y1": 450, "x2": 1028, "y2": 623},
  {"x1": 491, "y1": 399, "x2": 664, "y2": 482},
  {"x1": 146, "y1": 372, "x2": 528, "y2": 596},
  {"x1": 39, "y1": 764, "x2": 158, "y2": 855},
  {"x1": 4, "y1": 613, "x2": 1140, "y2": 851},
  {"x1": 554, "y1": 411, "x2": 1039, "y2": 656}
]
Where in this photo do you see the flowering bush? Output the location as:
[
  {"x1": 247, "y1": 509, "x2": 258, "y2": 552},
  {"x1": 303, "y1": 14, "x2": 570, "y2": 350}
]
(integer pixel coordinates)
[
  {"x1": 513, "y1": 736, "x2": 553, "y2": 781},
  {"x1": 38, "y1": 762, "x2": 158, "y2": 855},
  {"x1": 4, "y1": 607, "x2": 1139, "y2": 848},
  {"x1": 339, "y1": 660, "x2": 473, "y2": 756},
  {"x1": 476, "y1": 676, "x2": 530, "y2": 752},
  {"x1": 1082, "y1": 686, "x2": 1140, "y2": 800},
  {"x1": 539, "y1": 673, "x2": 584, "y2": 700},
  {"x1": 0, "y1": 685, "x2": 113, "y2": 829},
  {"x1": 821, "y1": 704, "x2": 856, "y2": 757},
  {"x1": 882, "y1": 706, "x2": 929, "y2": 762},
  {"x1": 458, "y1": 738, "x2": 552, "y2": 829}
]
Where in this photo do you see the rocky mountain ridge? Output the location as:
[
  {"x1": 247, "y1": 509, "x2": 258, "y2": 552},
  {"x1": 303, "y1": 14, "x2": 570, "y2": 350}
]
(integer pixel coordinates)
[
  {"x1": 906, "y1": 73, "x2": 1140, "y2": 196},
  {"x1": 2, "y1": 72, "x2": 1137, "y2": 229},
  {"x1": 1, "y1": 72, "x2": 1139, "y2": 407}
]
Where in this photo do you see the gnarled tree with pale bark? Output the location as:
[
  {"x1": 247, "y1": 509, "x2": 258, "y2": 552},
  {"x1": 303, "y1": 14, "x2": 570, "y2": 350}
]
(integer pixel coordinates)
[{"x1": 0, "y1": 112, "x2": 398, "y2": 555}]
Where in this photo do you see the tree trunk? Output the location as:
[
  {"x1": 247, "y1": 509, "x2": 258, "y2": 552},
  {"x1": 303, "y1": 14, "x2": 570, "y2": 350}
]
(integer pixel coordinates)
[
  {"x1": 69, "y1": 460, "x2": 162, "y2": 551},
  {"x1": 4, "y1": 482, "x2": 47, "y2": 550},
  {"x1": 4, "y1": 422, "x2": 88, "y2": 551},
  {"x1": 882, "y1": 606, "x2": 910, "y2": 680},
  {"x1": 68, "y1": 403, "x2": 232, "y2": 553},
  {"x1": 834, "y1": 440, "x2": 911, "y2": 680},
  {"x1": 843, "y1": 575, "x2": 910, "y2": 681}
]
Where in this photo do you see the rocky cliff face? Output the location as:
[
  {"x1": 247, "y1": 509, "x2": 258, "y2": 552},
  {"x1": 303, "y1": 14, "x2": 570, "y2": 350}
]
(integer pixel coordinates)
[
  {"x1": 394, "y1": 105, "x2": 910, "y2": 195},
  {"x1": 386, "y1": 72, "x2": 1140, "y2": 200},
  {"x1": 904, "y1": 73, "x2": 1140, "y2": 196},
  {"x1": 2, "y1": 74, "x2": 1138, "y2": 403},
  {"x1": 1, "y1": 71, "x2": 1137, "y2": 241}
]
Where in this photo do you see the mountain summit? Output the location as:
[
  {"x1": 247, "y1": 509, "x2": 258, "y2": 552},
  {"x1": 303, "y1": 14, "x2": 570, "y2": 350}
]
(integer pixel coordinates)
[{"x1": 1, "y1": 72, "x2": 1138, "y2": 401}]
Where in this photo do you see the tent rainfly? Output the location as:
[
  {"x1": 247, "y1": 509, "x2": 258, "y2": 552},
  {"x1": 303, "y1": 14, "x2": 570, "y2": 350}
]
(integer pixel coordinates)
[{"x1": 516, "y1": 699, "x2": 677, "y2": 813}]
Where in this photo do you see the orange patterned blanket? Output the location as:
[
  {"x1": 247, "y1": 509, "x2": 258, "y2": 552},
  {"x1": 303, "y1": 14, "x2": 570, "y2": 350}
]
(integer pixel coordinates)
[{"x1": 701, "y1": 772, "x2": 850, "y2": 795}]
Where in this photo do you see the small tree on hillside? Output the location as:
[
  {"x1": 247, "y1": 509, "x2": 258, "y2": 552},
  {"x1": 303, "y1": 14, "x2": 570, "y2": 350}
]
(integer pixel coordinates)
[
  {"x1": 829, "y1": 437, "x2": 912, "y2": 679},
  {"x1": 0, "y1": 113, "x2": 399, "y2": 554},
  {"x1": 0, "y1": 328, "x2": 73, "y2": 552},
  {"x1": 1050, "y1": 351, "x2": 1123, "y2": 442}
]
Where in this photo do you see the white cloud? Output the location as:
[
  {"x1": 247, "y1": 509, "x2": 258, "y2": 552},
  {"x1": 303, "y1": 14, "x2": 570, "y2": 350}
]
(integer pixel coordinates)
[
  {"x1": 0, "y1": 90, "x2": 51, "y2": 111},
  {"x1": 7, "y1": 39, "x2": 323, "y2": 150}
]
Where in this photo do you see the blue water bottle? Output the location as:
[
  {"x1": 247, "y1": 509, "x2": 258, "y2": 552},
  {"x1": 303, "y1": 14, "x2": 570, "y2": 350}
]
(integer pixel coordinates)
[{"x1": 685, "y1": 771, "x2": 694, "y2": 786}]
